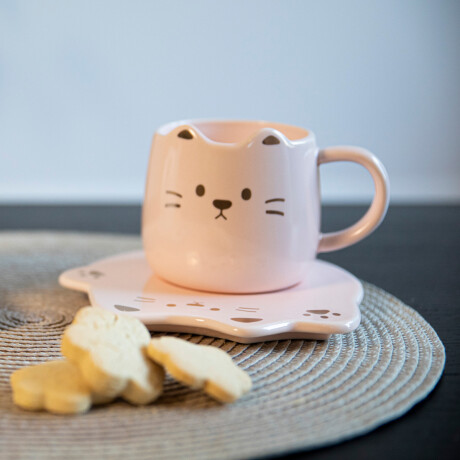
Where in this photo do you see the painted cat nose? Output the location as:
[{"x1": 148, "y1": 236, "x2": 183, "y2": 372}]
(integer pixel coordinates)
[{"x1": 213, "y1": 199, "x2": 232, "y2": 211}]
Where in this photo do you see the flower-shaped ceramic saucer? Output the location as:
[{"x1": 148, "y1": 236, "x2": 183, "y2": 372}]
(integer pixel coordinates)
[{"x1": 59, "y1": 251, "x2": 363, "y2": 343}]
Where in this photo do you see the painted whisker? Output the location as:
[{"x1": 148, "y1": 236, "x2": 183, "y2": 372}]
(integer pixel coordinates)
[
  {"x1": 266, "y1": 210, "x2": 284, "y2": 216},
  {"x1": 265, "y1": 198, "x2": 285, "y2": 203},
  {"x1": 165, "y1": 203, "x2": 181, "y2": 208},
  {"x1": 166, "y1": 190, "x2": 182, "y2": 198}
]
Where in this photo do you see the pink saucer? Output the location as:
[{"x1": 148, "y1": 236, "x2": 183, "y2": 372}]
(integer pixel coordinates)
[{"x1": 59, "y1": 251, "x2": 363, "y2": 343}]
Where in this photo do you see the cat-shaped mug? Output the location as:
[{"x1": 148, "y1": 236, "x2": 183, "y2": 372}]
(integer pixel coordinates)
[{"x1": 142, "y1": 120, "x2": 389, "y2": 294}]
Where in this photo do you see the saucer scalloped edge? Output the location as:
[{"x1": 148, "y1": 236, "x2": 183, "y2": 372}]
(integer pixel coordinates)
[{"x1": 59, "y1": 251, "x2": 363, "y2": 343}]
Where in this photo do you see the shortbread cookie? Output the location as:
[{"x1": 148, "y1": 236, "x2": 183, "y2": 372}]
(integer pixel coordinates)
[
  {"x1": 148, "y1": 337, "x2": 252, "y2": 402},
  {"x1": 62, "y1": 306, "x2": 164, "y2": 405},
  {"x1": 10, "y1": 360, "x2": 104, "y2": 414}
]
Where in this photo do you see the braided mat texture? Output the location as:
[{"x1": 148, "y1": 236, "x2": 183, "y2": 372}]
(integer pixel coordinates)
[{"x1": 0, "y1": 232, "x2": 445, "y2": 460}]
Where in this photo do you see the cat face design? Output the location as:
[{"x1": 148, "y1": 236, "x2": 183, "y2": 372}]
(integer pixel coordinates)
[
  {"x1": 166, "y1": 183, "x2": 285, "y2": 221},
  {"x1": 166, "y1": 183, "x2": 259, "y2": 221},
  {"x1": 158, "y1": 127, "x2": 291, "y2": 222}
]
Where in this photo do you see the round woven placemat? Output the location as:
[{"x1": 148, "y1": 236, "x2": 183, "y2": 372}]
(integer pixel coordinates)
[{"x1": 0, "y1": 232, "x2": 445, "y2": 460}]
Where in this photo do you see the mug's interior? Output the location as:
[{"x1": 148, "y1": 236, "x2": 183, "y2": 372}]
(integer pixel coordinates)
[
  {"x1": 194, "y1": 121, "x2": 309, "y2": 143},
  {"x1": 159, "y1": 120, "x2": 309, "y2": 143}
]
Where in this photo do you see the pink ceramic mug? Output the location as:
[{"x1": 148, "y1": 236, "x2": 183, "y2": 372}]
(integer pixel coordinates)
[{"x1": 142, "y1": 120, "x2": 389, "y2": 294}]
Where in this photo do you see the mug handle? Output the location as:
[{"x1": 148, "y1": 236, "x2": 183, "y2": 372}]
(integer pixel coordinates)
[{"x1": 317, "y1": 146, "x2": 390, "y2": 253}]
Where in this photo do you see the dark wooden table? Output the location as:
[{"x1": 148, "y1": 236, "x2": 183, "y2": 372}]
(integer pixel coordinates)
[{"x1": 1, "y1": 204, "x2": 458, "y2": 459}]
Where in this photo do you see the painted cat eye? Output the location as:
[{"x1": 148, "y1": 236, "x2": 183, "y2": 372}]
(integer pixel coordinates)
[
  {"x1": 241, "y1": 188, "x2": 252, "y2": 200},
  {"x1": 196, "y1": 184, "x2": 205, "y2": 197}
]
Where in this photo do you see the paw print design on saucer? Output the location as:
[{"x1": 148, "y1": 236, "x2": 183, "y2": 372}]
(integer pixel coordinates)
[{"x1": 59, "y1": 251, "x2": 363, "y2": 343}]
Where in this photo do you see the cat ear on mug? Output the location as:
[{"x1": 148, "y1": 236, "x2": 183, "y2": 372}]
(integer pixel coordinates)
[
  {"x1": 262, "y1": 135, "x2": 280, "y2": 145},
  {"x1": 177, "y1": 128, "x2": 194, "y2": 140},
  {"x1": 249, "y1": 128, "x2": 287, "y2": 147},
  {"x1": 174, "y1": 125, "x2": 197, "y2": 141}
]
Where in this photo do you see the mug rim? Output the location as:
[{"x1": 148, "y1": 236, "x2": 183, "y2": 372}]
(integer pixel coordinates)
[{"x1": 156, "y1": 118, "x2": 316, "y2": 147}]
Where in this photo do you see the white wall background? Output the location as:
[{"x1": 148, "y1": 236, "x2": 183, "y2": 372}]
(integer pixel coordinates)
[{"x1": 0, "y1": 0, "x2": 459, "y2": 204}]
